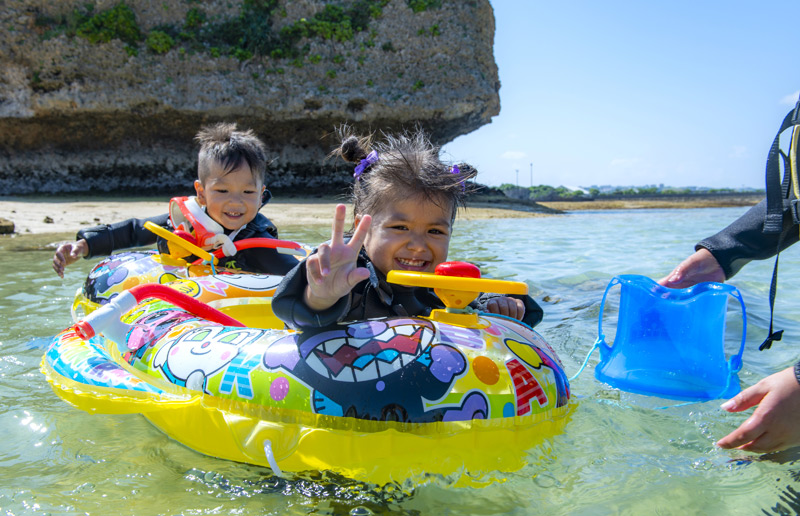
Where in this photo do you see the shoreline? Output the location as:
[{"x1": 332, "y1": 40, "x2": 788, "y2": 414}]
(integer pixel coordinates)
[
  {"x1": 537, "y1": 194, "x2": 763, "y2": 211},
  {"x1": 0, "y1": 194, "x2": 762, "y2": 237},
  {"x1": 0, "y1": 197, "x2": 554, "y2": 237}
]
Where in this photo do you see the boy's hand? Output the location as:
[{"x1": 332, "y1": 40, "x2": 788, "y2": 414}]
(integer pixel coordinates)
[
  {"x1": 303, "y1": 205, "x2": 372, "y2": 311},
  {"x1": 53, "y1": 239, "x2": 89, "y2": 278},
  {"x1": 485, "y1": 296, "x2": 526, "y2": 321}
]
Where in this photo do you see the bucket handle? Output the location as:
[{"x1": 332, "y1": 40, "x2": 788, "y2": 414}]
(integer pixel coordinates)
[
  {"x1": 728, "y1": 287, "x2": 747, "y2": 374},
  {"x1": 569, "y1": 276, "x2": 621, "y2": 381},
  {"x1": 595, "y1": 276, "x2": 622, "y2": 349}
]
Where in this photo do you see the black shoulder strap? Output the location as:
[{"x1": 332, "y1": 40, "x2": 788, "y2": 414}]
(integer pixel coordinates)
[
  {"x1": 760, "y1": 228, "x2": 786, "y2": 350},
  {"x1": 760, "y1": 96, "x2": 800, "y2": 350},
  {"x1": 764, "y1": 106, "x2": 800, "y2": 233}
]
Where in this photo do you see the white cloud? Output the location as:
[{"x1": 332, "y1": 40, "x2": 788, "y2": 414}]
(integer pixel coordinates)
[
  {"x1": 501, "y1": 151, "x2": 526, "y2": 160},
  {"x1": 780, "y1": 91, "x2": 800, "y2": 106}
]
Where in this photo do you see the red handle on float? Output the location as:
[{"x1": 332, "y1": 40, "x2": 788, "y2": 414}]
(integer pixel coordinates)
[
  {"x1": 131, "y1": 284, "x2": 244, "y2": 326},
  {"x1": 192, "y1": 238, "x2": 305, "y2": 264},
  {"x1": 74, "y1": 283, "x2": 245, "y2": 341}
]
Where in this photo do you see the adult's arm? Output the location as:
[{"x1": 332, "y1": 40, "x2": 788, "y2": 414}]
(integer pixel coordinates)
[{"x1": 697, "y1": 199, "x2": 799, "y2": 279}]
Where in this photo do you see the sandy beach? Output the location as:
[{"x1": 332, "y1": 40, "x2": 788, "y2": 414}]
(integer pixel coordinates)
[
  {"x1": 0, "y1": 196, "x2": 557, "y2": 237},
  {"x1": 0, "y1": 193, "x2": 762, "y2": 237}
]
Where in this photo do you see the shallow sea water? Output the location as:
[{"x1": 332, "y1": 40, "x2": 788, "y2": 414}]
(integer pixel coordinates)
[{"x1": 2, "y1": 207, "x2": 800, "y2": 515}]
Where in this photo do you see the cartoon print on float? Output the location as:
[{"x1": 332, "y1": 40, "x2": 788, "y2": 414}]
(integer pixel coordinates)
[
  {"x1": 140, "y1": 315, "x2": 568, "y2": 421},
  {"x1": 153, "y1": 326, "x2": 269, "y2": 394},
  {"x1": 261, "y1": 318, "x2": 488, "y2": 423},
  {"x1": 434, "y1": 319, "x2": 570, "y2": 419},
  {"x1": 122, "y1": 308, "x2": 198, "y2": 361},
  {"x1": 209, "y1": 274, "x2": 284, "y2": 292},
  {"x1": 83, "y1": 251, "x2": 183, "y2": 304},
  {"x1": 84, "y1": 252, "x2": 149, "y2": 303},
  {"x1": 500, "y1": 323, "x2": 570, "y2": 409},
  {"x1": 144, "y1": 274, "x2": 282, "y2": 304}
]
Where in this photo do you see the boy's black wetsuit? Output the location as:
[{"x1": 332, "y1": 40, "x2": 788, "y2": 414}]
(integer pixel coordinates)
[
  {"x1": 696, "y1": 199, "x2": 799, "y2": 278},
  {"x1": 272, "y1": 250, "x2": 544, "y2": 329},
  {"x1": 76, "y1": 212, "x2": 298, "y2": 275}
]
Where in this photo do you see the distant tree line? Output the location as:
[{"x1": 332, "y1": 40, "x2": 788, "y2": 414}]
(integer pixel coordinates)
[{"x1": 498, "y1": 184, "x2": 765, "y2": 202}]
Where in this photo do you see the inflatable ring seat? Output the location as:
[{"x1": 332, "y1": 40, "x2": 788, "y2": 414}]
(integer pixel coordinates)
[{"x1": 43, "y1": 262, "x2": 572, "y2": 485}]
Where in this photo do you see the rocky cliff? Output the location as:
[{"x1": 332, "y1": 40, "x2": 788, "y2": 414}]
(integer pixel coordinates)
[{"x1": 0, "y1": 0, "x2": 499, "y2": 195}]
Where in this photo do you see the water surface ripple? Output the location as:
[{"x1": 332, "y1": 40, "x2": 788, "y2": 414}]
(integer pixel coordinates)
[{"x1": 2, "y1": 207, "x2": 799, "y2": 515}]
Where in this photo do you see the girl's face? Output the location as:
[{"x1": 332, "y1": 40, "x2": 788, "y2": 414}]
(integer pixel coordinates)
[
  {"x1": 357, "y1": 194, "x2": 453, "y2": 277},
  {"x1": 195, "y1": 163, "x2": 264, "y2": 231}
]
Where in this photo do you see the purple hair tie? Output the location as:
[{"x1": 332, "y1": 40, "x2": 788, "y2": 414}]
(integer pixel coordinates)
[
  {"x1": 353, "y1": 150, "x2": 379, "y2": 179},
  {"x1": 450, "y1": 164, "x2": 466, "y2": 191}
]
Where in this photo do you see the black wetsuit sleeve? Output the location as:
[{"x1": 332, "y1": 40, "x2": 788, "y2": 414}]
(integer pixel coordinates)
[
  {"x1": 77, "y1": 213, "x2": 169, "y2": 258},
  {"x1": 271, "y1": 258, "x2": 351, "y2": 329},
  {"x1": 696, "y1": 199, "x2": 799, "y2": 279},
  {"x1": 473, "y1": 293, "x2": 544, "y2": 328}
]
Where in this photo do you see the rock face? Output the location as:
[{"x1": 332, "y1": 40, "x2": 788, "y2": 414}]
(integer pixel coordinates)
[
  {"x1": 0, "y1": 218, "x2": 14, "y2": 234},
  {"x1": 0, "y1": 0, "x2": 499, "y2": 195}
]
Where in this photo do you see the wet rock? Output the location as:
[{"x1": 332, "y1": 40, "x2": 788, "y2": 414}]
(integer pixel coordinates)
[{"x1": 0, "y1": 218, "x2": 14, "y2": 234}]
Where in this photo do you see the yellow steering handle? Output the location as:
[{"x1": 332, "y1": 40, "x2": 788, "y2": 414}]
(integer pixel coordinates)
[
  {"x1": 387, "y1": 270, "x2": 528, "y2": 295},
  {"x1": 143, "y1": 221, "x2": 217, "y2": 264}
]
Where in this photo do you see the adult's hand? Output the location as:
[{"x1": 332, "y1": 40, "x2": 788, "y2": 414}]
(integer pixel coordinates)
[
  {"x1": 717, "y1": 366, "x2": 800, "y2": 453},
  {"x1": 658, "y1": 248, "x2": 726, "y2": 289}
]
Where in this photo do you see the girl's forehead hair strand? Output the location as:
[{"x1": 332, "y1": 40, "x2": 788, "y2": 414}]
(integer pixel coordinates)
[{"x1": 340, "y1": 128, "x2": 476, "y2": 222}]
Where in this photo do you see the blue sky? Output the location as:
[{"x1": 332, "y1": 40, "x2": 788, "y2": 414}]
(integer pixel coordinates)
[{"x1": 442, "y1": 1, "x2": 800, "y2": 189}]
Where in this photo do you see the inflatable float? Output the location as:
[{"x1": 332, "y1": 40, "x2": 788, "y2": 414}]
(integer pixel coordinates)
[
  {"x1": 71, "y1": 220, "x2": 307, "y2": 322},
  {"x1": 42, "y1": 259, "x2": 572, "y2": 485}
]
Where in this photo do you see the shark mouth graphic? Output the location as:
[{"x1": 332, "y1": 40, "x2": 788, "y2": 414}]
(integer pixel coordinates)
[{"x1": 305, "y1": 323, "x2": 435, "y2": 383}]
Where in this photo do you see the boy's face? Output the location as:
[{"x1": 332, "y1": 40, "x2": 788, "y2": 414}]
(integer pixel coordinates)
[
  {"x1": 357, "y1": 194, "x2": 453, "y2": 277},
  {"x1": 195, "y1": 162, "x2": 264, "y2": 231}
]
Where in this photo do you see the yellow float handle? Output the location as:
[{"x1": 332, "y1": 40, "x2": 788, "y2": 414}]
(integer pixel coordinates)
[
  {"x1": 143, "y1": 221, "x2": 217, "y2": 264},
  {"x1": 387, "y1": 270, "x2": 528, "y2": 295}
]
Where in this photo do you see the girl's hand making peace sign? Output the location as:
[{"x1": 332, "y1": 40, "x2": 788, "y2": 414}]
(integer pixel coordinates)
[{"x1": 303, "y1": 204, "x2": 372, "y2": 311}]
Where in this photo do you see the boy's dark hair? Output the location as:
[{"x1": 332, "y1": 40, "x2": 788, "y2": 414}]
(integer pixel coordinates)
[
  {"x1": 195, "y1": 122, "x2": 268, "y2": 184},
  {"x1": 333, "y1": 126, "x2": 477, "y2": 224}
]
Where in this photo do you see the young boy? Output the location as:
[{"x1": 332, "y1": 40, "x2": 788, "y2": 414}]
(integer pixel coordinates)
[{"x1": 52, "y1": 123, "x2": 298, "y2": 277}]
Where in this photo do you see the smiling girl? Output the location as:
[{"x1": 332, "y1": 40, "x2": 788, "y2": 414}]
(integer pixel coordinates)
[{"x1": 272, "y1": 129, "x2": 543, "y2": 328}]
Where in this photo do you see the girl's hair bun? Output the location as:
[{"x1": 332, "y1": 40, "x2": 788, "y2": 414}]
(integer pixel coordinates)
[{"x1": 341, "y1": 135, "x2": 367, "y2": 163}]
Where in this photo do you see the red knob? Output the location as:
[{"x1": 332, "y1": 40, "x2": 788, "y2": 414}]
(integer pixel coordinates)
[
  {"x1": 173, "y1": 230, "x2": 198, "y2": 246},
  {"x1": 434, "y1": 261, "x2": 481, "y2": 278}
]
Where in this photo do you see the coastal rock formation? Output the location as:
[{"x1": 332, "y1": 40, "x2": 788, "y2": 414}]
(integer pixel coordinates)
[
  {"x1": 0, "y1": 0, "x2": 499, "y2": 194},
  {"x1": 0, "y1": 218, "x2": 14, "y2": 234}
]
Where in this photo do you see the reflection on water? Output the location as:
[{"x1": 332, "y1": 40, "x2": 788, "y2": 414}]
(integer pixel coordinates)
[{"x1": 2, "y1": 208, "x2": 800, "y2": 515}]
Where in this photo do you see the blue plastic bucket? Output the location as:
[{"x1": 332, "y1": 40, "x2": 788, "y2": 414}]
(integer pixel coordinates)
[{"x1": 594, "y1": 275, "x2": 746, "y2": 401}]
